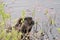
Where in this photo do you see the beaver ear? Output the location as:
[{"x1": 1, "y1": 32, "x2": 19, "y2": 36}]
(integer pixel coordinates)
[{"x1": 15, "y1": 18, "x2": 22, "y2": 26}]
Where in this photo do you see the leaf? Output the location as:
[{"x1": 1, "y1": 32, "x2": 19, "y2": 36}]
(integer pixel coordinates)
[
  {"x1": 0, "y1": 3, "x2": 10, "y2": 21},
  {"x1": 0, "y1": 8, "x2": 4, "y2": 15},
  {"x1": 0, "y1": 3, "x2": 4, "y2": 9},
  {"x1": 21, "y1": 10, "x2": 25, "y2": 18},
  {"x1": 3, "y1": 13, "x2": 10, "y2": 19},
  {"x1": 57, "y1": 28, "x2": 60, "y2": 32},
  {"x1": 0, "y1": 30, "x2": 6, "y2": 39},
  {"x1": 18, "y1": 32, "x2": 22, "y2": 40},
  {"x1": 45, "y1": 9, "x2": 48, "y2": 15},
  {"x1": 21, "y1": 10, "x2": 26, "y2": 23},
  {"x1": 1, "y1": 13, "x2": 10, "y2": 21},
  {"x1": 50, "y1": 19, "x2": 55, "y2": 25},
  {"x1": 51, "y1": 19, "x2": 55, "y2": 25},
  {"x1": 4, "y1": 33, "x2": 11, "y2": 40},
  {"x1": 32, "y1": 10, "x2": 35, "y2": 17},
  {"x1": 11, "y1": 28, "x2": 18, "y2": 40},
  {"x1": 0, "y1": 21, "x2": 4, "y2": 26}
]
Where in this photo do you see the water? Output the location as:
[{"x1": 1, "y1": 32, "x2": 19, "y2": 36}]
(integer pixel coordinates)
[{"x1": 3, "y1": 0, "x2": 60, "y2": 40}]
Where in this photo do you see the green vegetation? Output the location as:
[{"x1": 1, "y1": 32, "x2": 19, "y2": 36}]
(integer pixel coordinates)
[{"x1": 0, "y1": 3, "x2": 22, "y2": 40}]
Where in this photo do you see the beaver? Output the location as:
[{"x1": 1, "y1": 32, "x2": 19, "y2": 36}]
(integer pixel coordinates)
[{"x1": 15, "y1": 17, "x2": 34, "y2": 40}]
